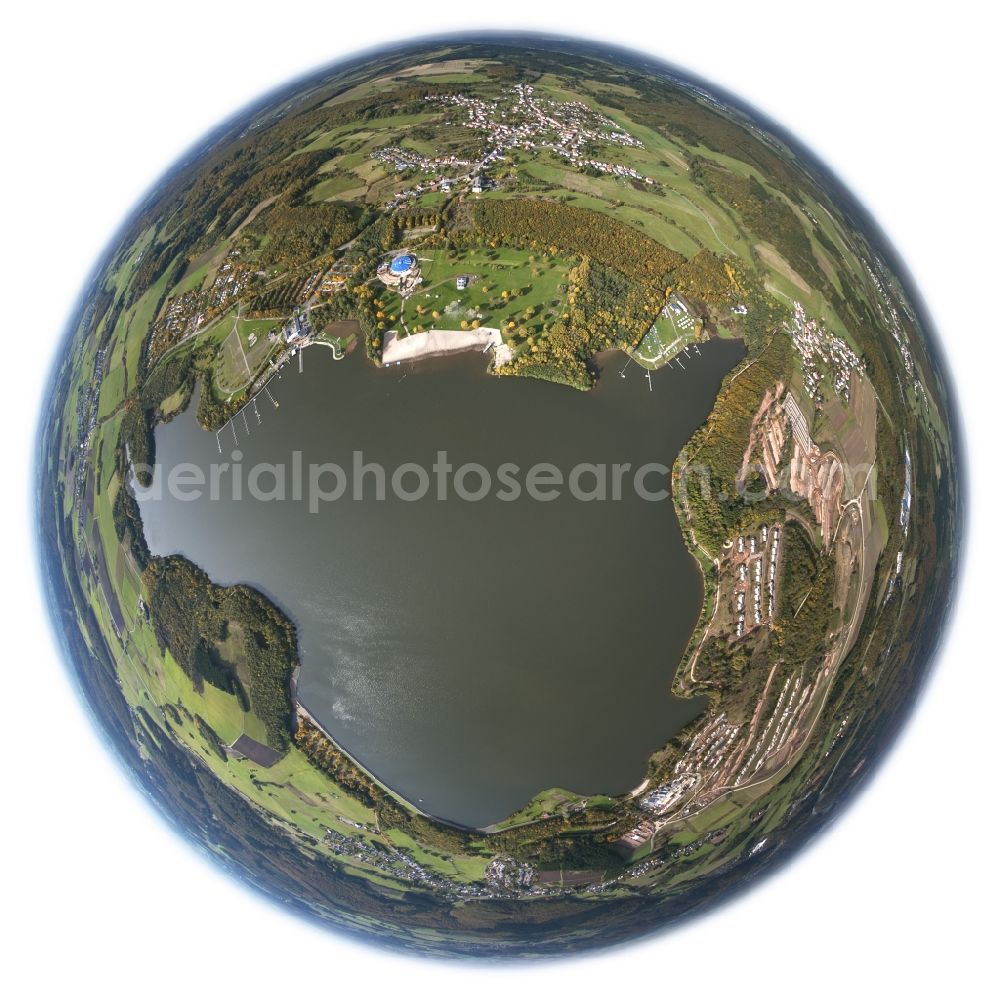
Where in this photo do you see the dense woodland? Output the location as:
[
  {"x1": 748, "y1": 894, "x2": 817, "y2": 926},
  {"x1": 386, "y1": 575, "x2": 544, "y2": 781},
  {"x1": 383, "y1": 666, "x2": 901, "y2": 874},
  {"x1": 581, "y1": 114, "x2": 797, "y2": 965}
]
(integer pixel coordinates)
[
  {"x1": 142, "y1": 555, "x2": 298, "y2": 750},
  {"x1": 676, "y1": 334, "x2": 794, "y2": 553},
  {"x1": 296, "y1": 718, "x2": 383, "y2": 807},
  {"x1": 246, "y1": 272, "x2": 316, "y2": 317},
  {"x1": 111, "y1": 476, "x2": 150, "y2": 569},
  {"x1": 249, "y1": 201, "x2": 369, "y2": 273},
  {"x1": 496, "y1": 255, "x2": 665, "y2": 388},
  {"x1": 466, "y1": 199, "x2": 685, "y2": 284},
  {"x1": 778, "y1": 521, "x2": 820, "y2": 620},
  {"x1": 774, "y1": 540, "x2": 838, "y2": 670}
]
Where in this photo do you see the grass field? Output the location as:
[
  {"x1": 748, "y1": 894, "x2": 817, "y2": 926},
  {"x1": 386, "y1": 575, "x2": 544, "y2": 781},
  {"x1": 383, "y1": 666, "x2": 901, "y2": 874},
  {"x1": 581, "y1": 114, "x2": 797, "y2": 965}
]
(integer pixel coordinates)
[
  {"x1": 309, "y1": 172, "x2": 367, "y2": 203},
  {"x1": 487, "y1": 787, "x2": 593, "y2": 831},
  {"x1": 96, "y1": 359, "x2": 125, "y2": 419},
  {"x1": 94, "y1": 555, "x2": 403, "y2": 874},
  {"x1": 211, "y1": 313, "x2": 283, "y2": 396},
  {"x1": 214, "y1": 324, "x2": 251, "y2": 395},
  {"x1": 632, "y1": 312, "x2": 701, "y2": 369},
  {"x1": 388, "y1": 245, "x2": 572, "y2": 339},
  {"x1": 384, "y1": 829, "x2": 490, "y2": 881}
]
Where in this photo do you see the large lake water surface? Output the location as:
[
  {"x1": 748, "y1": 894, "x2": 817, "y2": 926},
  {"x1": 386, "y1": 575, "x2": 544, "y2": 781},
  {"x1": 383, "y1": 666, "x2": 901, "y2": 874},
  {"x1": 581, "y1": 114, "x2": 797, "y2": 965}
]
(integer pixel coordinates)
[{"x1": 139, "y1": 340, "x2": 744, "y2": 826}]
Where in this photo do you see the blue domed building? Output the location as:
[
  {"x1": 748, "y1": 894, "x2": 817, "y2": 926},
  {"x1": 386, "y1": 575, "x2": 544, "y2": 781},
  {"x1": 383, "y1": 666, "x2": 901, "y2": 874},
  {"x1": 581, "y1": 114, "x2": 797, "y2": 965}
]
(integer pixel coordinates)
[
  {"x1": 379, "y1": 251, "x2": 420, "y2": 289},
  {"x1": 390, "y1": 253, "x2": 416, "y2": 276}
]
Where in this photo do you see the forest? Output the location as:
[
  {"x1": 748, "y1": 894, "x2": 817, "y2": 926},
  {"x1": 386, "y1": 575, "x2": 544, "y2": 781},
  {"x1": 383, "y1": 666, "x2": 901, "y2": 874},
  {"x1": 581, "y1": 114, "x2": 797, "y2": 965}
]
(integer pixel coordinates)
[
  {"x1": 676, "y1": 333, "x2": 794, "y2": 554},
  {"x1": 466, "y1": 198, "x2": 685, "y2": 284},
  {"x1": 249, "y1": 201, "x2": 369, "y2": 273},
  {"x1": 295, "y1": 718, "x2": 385, "y2": 808},
  {"x1": 497, "y1": 255, "x2": 663, "y2": 389},
  {"x1": 118, "y1": 401, "x2": 155, "y2": 486},
  {"x1": 246, "y1": 273, "x2": 312, "y2": 317},
  {"x1": 142, "y1": 555, "x2": 298, "y2": 750},
  {"x1": 111, "y1": 475, "x2": 150, "y2": 569},
  {"x1": 774, "y1": 537, "x2": 838, "y2": 671},
  {"x1": 777, "y1": 521, "x2": 820, "y2": 620}
]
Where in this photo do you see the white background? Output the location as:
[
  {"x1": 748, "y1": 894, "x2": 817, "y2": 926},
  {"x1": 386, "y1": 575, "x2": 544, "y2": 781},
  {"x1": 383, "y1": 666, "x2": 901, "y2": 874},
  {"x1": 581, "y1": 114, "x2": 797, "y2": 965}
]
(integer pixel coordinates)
[{"x1": 2, "y1": 1, "x2": 997, "y2": 996}]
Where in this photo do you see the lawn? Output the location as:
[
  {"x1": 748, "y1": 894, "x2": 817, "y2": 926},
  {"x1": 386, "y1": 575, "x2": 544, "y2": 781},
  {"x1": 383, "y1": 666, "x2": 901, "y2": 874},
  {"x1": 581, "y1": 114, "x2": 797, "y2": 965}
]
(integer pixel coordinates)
[
  {"x1": 96, "y1": 355, "x2": 126, "y2": 419},
  {"x1": 389, "y1": 245, "x2": 572, "y2": 339},
  {"x1": 487, "y1": 787, "x2": 591, "y2": 831},
  {"x1": 514, "y1": 157, "x2": 733, "y2": 260},
  {"x1": 93, "y1": 469, "x2": 122, "y2": 581},
  {"x1": 633, "y1": 309, "x2": 701, "y2": 369},
  {"x1": 236, "y1": 316, "x2": 282, "y2": 368},
  {"x1": 101, "y1": 566, "x2": 391, "y2": 866},
  {"x1": 384, "y1": 828, "x2": 490, "y2": 883},
  {"x1": 309, "y1": 172, "x2": 366, "y2": 203},
  {"x1": 212, "y1": 314, "x2": 283, "y2": 396}
]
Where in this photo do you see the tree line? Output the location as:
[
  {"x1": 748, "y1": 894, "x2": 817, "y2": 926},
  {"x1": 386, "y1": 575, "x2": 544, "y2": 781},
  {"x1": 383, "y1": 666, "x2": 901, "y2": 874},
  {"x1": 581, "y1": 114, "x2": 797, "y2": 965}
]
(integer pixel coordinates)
[
  {"x1": 249, "y1": 201, "x2": 369, "y2": 274},
  {"x1": 496, "y1": 256, "x2": 664, "y2": 389},
  {"x1": 142, "y1": 555, "x2": 298, "y2": 750},
  {"x1": 466, "y1": 198, "x2": 684, "y2": 285},
  {"x1": 676, "y1": 333, "x2": 793, "y2": 554}
]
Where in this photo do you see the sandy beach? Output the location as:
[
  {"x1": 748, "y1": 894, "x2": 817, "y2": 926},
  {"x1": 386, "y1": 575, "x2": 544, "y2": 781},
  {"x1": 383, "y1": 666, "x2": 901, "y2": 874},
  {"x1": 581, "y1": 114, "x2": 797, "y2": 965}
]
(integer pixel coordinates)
[{"x1": 381, "y1": 327, "x2": 511, "y2": 366}]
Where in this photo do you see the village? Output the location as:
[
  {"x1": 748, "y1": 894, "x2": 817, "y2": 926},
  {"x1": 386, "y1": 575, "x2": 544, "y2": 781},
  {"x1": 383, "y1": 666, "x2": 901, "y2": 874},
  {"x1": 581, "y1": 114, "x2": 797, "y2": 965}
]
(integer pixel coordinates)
[
  {"x1": 370, "y1": 82, "x2": 654, "y2": 209},
  {"x1": 787, "y1": 300, "x2": 864, "y2": 402},
  {"x1": 725, "y1": 522, "x2": 783, "y2": 638}
]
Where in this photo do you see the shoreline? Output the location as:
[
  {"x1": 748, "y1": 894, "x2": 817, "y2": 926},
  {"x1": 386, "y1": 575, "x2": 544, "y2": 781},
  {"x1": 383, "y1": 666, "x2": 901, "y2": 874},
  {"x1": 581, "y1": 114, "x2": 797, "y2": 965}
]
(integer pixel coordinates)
[
  {"x1": 293, "y1": 698, "x2": 435, "y2": 820},
  {"x1": 381, "y1": 327, "x2": 512, "y2": 367}
]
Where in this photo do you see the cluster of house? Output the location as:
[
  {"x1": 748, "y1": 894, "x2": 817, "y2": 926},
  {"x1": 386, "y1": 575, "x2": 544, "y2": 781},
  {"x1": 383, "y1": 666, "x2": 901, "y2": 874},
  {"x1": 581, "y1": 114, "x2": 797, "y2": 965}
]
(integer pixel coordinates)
[
  {"x1": 862, "y1": 257, "x2": 915, "y2": 378},
  {"x1": 615, "y1": 819, "x2": 655, "y2": 853},
  {"x1": 787, "y1": 300, "x2": 864, "y2": 402},
  {"x1": 152, "y1": 246, "x2": 253, "y2": 352},
  {"x1": 72, "y1": 346, "x2": 107, "y2": 504},
  {"x1": 674, "y1": 712, "x2": 743, "y2": 785},
  {"x1": 322, "y1": 825, "x2": 600, "y2": 900},
  {"x1": 732, "y1": 523, "x2": 781, "y2": 638},
  {"x1": 206, "y1": 250, "x2": 252, "y2": 313},
  {"x1": 323, "y1": 826, "x2": 495, "y2": 900},
  {"x1": 666, "y1": 295, "x2": 695, "y2": 329},
  {"x1": 426, "y1": 84, "x2": 653, "y2": 183},
  {"x1": 900, "y1": 445, "x2": 912, "y2": 535},
  {"x1": 370, "y1": 145, "x2": 473, "y2": 176},
  {"x1": 731, "y1": 672, "x2": 809, "y2": 787},
  {"x1": 369, "y1": 148, "x2": 481, "y2": 210},
  {"x1": 484, "y1": 857, "x2": 536, "y2": 892},
  {"x1": 371, "y1": 83, "x2": 657, "y2": 211}
]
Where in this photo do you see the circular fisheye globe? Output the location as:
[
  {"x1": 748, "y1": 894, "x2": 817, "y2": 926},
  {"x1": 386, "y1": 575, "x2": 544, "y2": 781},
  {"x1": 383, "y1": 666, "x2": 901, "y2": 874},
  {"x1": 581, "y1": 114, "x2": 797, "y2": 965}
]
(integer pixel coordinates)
[{"x1": 36, "y1": 35, "x2": 962, "y2": 958}]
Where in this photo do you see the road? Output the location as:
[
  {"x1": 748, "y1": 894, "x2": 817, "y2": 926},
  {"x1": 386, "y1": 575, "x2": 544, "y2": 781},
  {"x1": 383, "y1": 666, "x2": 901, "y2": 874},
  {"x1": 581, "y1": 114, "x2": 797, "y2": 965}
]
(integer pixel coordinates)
[{"x1": 688, "y1": 556, "x2": 721, "y2": 683}]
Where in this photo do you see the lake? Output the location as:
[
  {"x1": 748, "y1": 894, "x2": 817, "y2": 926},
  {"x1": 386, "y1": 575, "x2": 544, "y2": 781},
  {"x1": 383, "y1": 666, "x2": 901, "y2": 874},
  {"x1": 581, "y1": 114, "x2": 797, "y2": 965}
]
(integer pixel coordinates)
[{"x1": 139, "y1": 339, "x2": 744, "y2": 826}]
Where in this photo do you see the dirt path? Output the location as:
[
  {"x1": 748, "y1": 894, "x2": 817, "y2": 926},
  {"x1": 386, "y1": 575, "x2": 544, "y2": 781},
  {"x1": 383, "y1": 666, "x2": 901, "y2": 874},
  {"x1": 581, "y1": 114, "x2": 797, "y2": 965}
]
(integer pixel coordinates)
[{"x1": 688, "y1": 556, "x2": 721, "y2": 683}]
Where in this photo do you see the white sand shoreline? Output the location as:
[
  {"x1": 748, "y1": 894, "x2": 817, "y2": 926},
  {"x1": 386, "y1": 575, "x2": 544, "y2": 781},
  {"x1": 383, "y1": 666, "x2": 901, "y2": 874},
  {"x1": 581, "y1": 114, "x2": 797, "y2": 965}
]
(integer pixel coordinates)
[{"x1": 381, "y1": 327, "x2": 512, "y2": 366}]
